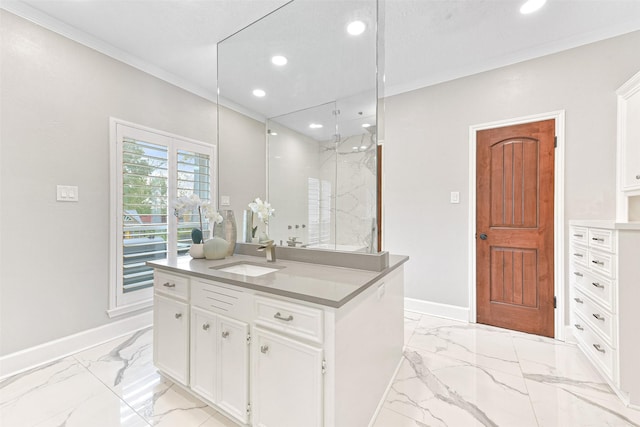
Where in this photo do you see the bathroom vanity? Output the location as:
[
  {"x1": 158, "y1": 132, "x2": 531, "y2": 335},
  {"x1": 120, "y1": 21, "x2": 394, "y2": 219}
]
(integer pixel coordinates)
[{"x1": 148, "y1": 251, "x2": 407, "y2": 427}]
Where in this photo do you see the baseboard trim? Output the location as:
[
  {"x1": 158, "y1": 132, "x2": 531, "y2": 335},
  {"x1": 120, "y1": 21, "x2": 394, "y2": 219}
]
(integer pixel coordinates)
[
  {"x1": 368, "y1": 354, "x2": 404, "y2": 427},
  {"x1": 404, "y1": 297, "x2": 470, "y2": 322},
  {"x1": 0, "y1": 310, "x2": 153, "y2": 380}
]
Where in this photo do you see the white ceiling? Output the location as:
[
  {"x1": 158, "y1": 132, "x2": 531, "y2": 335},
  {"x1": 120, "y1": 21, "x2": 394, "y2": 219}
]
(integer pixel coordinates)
[{"x1": 3, "y1": 0, "x2": 640, "y2": 126}]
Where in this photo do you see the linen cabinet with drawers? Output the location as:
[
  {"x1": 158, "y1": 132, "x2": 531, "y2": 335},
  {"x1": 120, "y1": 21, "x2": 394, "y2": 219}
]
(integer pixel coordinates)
[{"x1": 569, "y1": 220, "x2": 640, "y2": 407}]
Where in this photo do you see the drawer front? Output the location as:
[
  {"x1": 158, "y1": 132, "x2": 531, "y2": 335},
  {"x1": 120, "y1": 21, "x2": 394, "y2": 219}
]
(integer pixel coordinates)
[
  {"x1": 255, "y1": 295, "x2": 323, "y2": 344},
  {"x1": 588, "y1": 250, "x2": 616, "y2": 279},
  {"x1": 570, "y1": 226, "x2": 588, "y2": 246},
  {"x1": 191, "y1": 279, "x2": 251, "y2": 321},
  {"x1": 569, "y1": 245, "x2": 588, "y2": 266},
  {"x1": 154, "y1": 270, "x2": 189, "y2": 300},
  {"x1": 570, "y1": 265, "x2": 615, "y2": 312},
  {"x1": 588, "y1": 228, "x2": 615, "y2": 253},
  {"x1": 572, "y1": 289, "x2": 615, "y2": 346},
  {"x1": 572, "y1": 313, "x2": 616, "y2": 381}
]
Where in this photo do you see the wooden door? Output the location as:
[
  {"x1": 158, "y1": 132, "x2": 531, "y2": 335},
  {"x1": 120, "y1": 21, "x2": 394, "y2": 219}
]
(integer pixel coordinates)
[{"x1": 476, "y1": 119, "x2": 555, "y2": 337}]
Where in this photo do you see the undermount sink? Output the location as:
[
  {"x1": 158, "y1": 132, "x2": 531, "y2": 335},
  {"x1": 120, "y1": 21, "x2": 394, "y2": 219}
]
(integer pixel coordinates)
[{"x1": 211, "y1": 262, "x2": 282, "y2": 277}]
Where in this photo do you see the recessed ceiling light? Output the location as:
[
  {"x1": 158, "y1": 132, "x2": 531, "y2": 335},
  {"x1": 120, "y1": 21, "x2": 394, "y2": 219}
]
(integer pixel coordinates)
[
  {"x1": 360, "y1": 145, "x2": 367, "y2": 150},
  {"x1": 520, "y1": 0, "x2": 546, "y2": 14},
  {"x1": 252, "y1": 89, "x2": 266, "y2": 97},
  {"x1": 271, "y1": 55, "x2": 288, "y2": 66},
  {"x1": 347, "y1": 20, "x2": 366, "y2": 36},
  {"x1": 309, "y1": 123, "x2": 323, "y2": 129},
  {"x1": 352, "y1": 147, "x2": 359, "y2": 151},
  {"x1": 269, "y1": 131, "x2": 278, "y2": 136},
  {"x1": 362, "y1": 123, "x2": 371, "y2": 128}
]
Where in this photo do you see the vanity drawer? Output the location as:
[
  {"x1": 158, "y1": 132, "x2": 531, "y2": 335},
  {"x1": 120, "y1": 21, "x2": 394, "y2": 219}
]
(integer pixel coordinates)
[
  {"x1": 570, "y1": 266, "x2": 615, "y2": 312},
  {"x1": 191, "y1": 279, "x2": 251, "y2": 321},
  {"x1": 588, "y1": 250, "x2": 616, "y2": 278},
  {"x1": 154, "y1": 270, "x2": 189, "y2": 300},
  {"x1": 588, "y1": 228, "x2": 616, "y2": 253},
  {"x1": 572, "y1": 290, "x2": 615, "y2": 346},
  {"x1": 573, "y1": 313, "x2": 616, "y2": 380},
  {"x1": 570, "y1": 245, "x2": 588, "y2": 266},
  {"x1": 570, "y1": 226, "x2": 588, "y2": 246},
  {"x1": 255, "y1": 296, "x2": 323, "y2": 344}
]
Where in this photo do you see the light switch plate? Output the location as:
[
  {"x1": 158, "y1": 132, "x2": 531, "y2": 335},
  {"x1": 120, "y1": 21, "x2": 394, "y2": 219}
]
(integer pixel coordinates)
[
  {"x1": 220, "y1": 195, "x2": 230, "y2": 206},
  {"x1": 57, "y1": 185, "x2": 79, "y2": 202},
  {"x1": 450, "y1": 191, "x2": 460, "y2": 204}
]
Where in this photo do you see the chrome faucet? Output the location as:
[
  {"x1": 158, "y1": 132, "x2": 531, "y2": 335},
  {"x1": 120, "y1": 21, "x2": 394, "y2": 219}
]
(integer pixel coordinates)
[
  {"x1": 286, "y1": 236, "x2": 303, "y2": 247},
  {"x1": 257, "y1": 240, "x2": 276, "y2": 262}
]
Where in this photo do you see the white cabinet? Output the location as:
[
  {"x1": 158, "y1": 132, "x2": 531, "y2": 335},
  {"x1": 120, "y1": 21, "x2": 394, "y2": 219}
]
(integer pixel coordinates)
[
  {"x1": 190, "y1": 307, "x2": 249, "y2": 424},
  {"x1": 252, "y1": 327, "x2": 323, "y2": 427},
  {"x1": 569, "y1": 221, "x2": 640, "y2": 407},
  {"x1": 154, "y1": 293, "x2": 189, "y2": 385},
  {"x1": 616, "y1": 70, "x2": 640, "y2": 220}
]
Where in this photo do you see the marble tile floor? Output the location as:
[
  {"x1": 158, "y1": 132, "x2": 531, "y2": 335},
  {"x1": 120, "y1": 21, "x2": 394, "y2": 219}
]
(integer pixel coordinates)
[{"x1": 1, "y1": 312, "x2": 639, "y2": 427}]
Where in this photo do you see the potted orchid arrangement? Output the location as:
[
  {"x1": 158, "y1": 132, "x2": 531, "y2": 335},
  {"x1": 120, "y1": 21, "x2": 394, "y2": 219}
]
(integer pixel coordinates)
[
  {"x1": 174, "y1": 194, "x2": 224, "y2": 258},
  {"x1": 248, "y1": 197, "x2": 275, "y2": 242}
]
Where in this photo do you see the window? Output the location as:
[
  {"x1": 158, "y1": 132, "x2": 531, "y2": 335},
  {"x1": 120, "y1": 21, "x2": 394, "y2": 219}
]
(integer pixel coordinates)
[
  {"x1": 109, "y1": 119, "x2": 215, "y2": 316},
  {"x1": 307, "y1": 177, "x2": 332, "y2": 246}
]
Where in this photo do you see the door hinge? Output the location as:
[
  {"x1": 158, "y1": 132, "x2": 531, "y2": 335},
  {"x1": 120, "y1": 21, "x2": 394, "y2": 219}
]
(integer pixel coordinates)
[
  {"x1": 322, "y1": 359, "x2": 327, "y2": 375},
  {"x1": 554, "y1": 136, "x2": 557, "y2": 148},
  {"x1": 554, "y1": 296, "x2": 557, "y2": 309},
  {"x1": 332, "y1": 109, "x2": 341, "y2": 116},
  {"x1": 246, "y1": 402, "x2": 251, "y2": 415},
  {"x1": 246, "y1": 333, "x2": 251, "y2": 344}
]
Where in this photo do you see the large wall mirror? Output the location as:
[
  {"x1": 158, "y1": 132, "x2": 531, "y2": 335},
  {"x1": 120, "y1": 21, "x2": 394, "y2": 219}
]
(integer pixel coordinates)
[{"x1": 218, "y1": 0, "x2": 384, "y2": 252}]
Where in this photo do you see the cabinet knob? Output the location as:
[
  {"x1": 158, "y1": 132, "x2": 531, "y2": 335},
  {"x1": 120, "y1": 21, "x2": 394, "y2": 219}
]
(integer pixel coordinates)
[
  {"x1": 260, "y1": 345, "x2": 269, "y2": 354},
  {"x1": 174, "y1": 313, "x2": 182, "y2": 319},
  {"x1": 574, "y1": 324, "x2": 584, "y2": 331},
  {"x1": 222, "y1": 331, "x2": 230, "y2": 338},
  {"x1": 592, "y1": 282, "x2": 604, "y2": 289},
  {"x1": 202, "y1": 323, "x2": 210, "y2": 331},
  {"x1": 163, "y1": 282, "x2": 176, "y2": 288},
  {"x1": 593, "y1": 343, "x2": 606, "y2": 353},
  {"x1": 274, "y1": 312, "x2": 294, "y2": 322}
]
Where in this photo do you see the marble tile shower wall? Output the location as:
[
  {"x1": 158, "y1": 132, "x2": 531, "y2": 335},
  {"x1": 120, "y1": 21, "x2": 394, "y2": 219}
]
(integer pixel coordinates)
[{"x1": 2, "y1": 313, "x2": 640, "y2": 426}]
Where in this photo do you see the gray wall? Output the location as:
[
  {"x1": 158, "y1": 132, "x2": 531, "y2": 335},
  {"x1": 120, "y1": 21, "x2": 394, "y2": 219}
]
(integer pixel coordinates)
[
  {"x1": 0, "y1": 10, "x2": 265, "y2": 355},
  {"x1": 384, "y1": 30, "x2": 640, "y2": 311}
]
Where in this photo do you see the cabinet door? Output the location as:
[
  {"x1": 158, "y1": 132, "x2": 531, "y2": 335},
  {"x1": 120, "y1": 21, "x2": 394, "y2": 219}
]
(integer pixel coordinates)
[
  {"x1": 622, "y1": 91, "x2": 640, "y2": 190},
  {"x1": 190, "y1": 307, "x2": 218, "y2": 403},
  {"x1": 218, "y1": 315, "x2": 249, "y2": 424},
  {"x1": 154, "y1": 293, "x2": 189, "y2": 385},
  {"x1": 252, "y1": 328, "x2": 323, "y2": 427}
]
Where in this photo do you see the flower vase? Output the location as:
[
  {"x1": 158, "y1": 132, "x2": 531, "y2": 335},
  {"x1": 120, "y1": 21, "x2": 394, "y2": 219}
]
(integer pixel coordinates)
[
  {"x1": 214, "y1": 209, "x2": 237, "y2": 256},
  {"x1": 189, "y1": 243, "x2": 205, "y2": 259},
  {"x1": 203, "y1": 237, "x2": 229, "y2": 260},
  {"x1": 258, "y1": 232, "x2": 270, "y2": 243},
  {"x1": 243, "y1": 209, "x2": 254, "y2": 243}
]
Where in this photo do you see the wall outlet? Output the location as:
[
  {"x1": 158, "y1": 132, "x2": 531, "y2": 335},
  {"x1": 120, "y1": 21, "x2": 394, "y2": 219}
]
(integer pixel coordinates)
[
  {"x1": 57, "y1": 185, "x2": 79, "y2": 202},
  {"x1": 450, "y1": 191, "x2": 460, "y2": 204},
  {"x1": 221, "y1": 195, "x2": 230, "y2": 206}
]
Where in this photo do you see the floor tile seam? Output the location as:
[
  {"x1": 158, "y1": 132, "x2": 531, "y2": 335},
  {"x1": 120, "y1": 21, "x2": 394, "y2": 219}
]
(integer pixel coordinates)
[
  {"x1": 512, "y1": 336, "x2": 544, "y2": 427},
  {"x1": 381, "y1": 401, "x2": 431, "y2": 425},
  {"x1": 70, "y1": 352, "x2": 153, "y2": 426}
]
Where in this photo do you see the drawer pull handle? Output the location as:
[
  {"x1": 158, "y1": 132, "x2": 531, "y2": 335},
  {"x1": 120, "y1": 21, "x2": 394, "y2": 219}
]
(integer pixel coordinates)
[
  {"x1": 592, "y1": 313, "x2": 605, "y2": 321},
  {"x1": 274, "y1": 312, "x2": 294, "y2": 322},
  {"x1": 593, "y1": 344, "x2": 606, "y2": 353},
  {"x1": 636, "y1": 175, "x2": 640, "y2": 180},
  {"x1": 202, "y1": 323, "x2": 210, "y2": 331},
  {"x1": 221, "y1": 331, "x2": 229, "y2": 338},
  {"x1": 175, "y1": 313, "x2": 182, "y2": 319},
  {"x1": 591, "y1": 260, "x2": 605, "y2": 266},
  {"x1": 573, "y1": 253, "x2": 584, "y2": 258},
  {"x1": 592, "y1": 282, "x2": 604, "y2": 289},
  {"x1": 573, "y1": 272, "x2": 583, "y2": 277},
  {"x1": 260, "y1": 345, "x2": 269, "y2": 354},
  {"x1": 574, "y1": 297, "x2": 584, "y2": 304},
  {"x1": 573, "y1": 234, "x2": 584, "y2": 238},
  {"x1": 163, "y1": 282, "x2": 176, "y2": 288},
  {"x1": 574, "y1": 324, "x2": 584, "y2": 331},
  {"x1": 591, "y1": 237, "x2": 605, "y2": 242}
]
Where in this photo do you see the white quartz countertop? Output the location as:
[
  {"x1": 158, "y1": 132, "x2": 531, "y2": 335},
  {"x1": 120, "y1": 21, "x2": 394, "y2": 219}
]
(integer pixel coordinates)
[
  {"x1": 569, "y1": 220, "x2": 640, "y2": 230},
  {"x1": 148, "y1": 253, "x2": 409, "y2": 308}
]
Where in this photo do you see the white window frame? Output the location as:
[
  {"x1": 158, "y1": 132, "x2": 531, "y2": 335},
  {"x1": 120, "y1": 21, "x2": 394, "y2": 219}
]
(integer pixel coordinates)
[{"x1": 108, "y1": 118, "x2": 216, "y2": 317}]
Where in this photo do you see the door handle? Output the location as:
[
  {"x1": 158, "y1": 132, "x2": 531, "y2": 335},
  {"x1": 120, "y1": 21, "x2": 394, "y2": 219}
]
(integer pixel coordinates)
[{"x1": 479, "y1": 233, "x2": 488, "y2": 240}]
